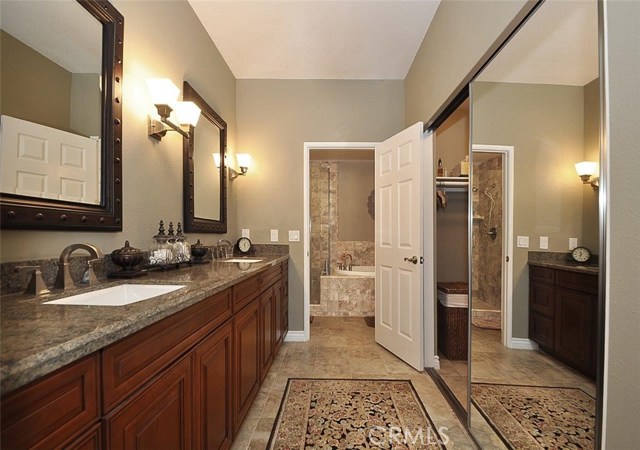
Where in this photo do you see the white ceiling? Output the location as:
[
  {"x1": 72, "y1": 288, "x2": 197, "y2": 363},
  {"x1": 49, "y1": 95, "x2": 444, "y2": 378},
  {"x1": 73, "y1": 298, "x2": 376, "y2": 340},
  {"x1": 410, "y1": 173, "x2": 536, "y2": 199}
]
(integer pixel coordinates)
[
  {"x1": 188, "y1": 0, "x2": 441, "y2": 80},
  {"x1": 0, "y1": 0, "x2": 102, "y2": 73},
  {"x1": 478, "y1": 0, "x2": 599, "y2": 86}
]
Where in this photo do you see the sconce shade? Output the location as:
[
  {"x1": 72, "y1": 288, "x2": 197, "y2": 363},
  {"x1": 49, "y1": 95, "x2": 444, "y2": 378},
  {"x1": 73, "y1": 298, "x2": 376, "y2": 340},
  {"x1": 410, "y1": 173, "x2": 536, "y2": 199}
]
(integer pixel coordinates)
[
  {"x1": 146, "y1": 78, "x2": 180, "y2": 105},
  {"x1": 173, "y1": 101, "x2": 201, "y2": 126},
  {"x1": 575, "y1": 161, "x2": 598, "y2": 177},
  {"x1": 237, "y1": 153, "x2": 252, "y2": 169},
  {"x1": 213, "y1": 153, "x2": 221, "y2": 168}
]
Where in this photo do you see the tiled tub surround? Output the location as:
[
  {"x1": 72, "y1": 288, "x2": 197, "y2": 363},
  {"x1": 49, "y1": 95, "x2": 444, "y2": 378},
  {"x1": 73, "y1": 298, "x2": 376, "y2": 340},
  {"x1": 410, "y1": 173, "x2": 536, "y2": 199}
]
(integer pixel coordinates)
[
  {"x1": 311, "y1": 273, "x2": 375, "y2": 317},
  {"x1": 309, "y1": 160, "x2": 375, "y2": 306},
  {"x1": 472, "y1": 155, "x2": 503, "y2": 329},
  {"x1": 0, "y1": 253, "x2": 288, "y2": 395}
]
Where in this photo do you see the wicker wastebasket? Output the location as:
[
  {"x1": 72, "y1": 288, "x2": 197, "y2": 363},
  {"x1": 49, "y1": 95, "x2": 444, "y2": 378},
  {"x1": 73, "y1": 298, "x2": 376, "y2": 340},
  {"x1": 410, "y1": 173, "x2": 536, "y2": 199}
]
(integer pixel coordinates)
[{"x1": 437, "y1": 282, "x2": 468, "y2": 361}]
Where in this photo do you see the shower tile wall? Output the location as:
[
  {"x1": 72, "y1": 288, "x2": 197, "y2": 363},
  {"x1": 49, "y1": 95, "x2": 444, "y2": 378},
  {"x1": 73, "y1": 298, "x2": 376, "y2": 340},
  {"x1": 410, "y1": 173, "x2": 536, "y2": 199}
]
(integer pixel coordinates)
[
  {"x1": 472, "y1": 156, "x2": 503, "y2": 311},
  {"x1": 310, "y1": 161, "x2": 375, "y2": 306}
]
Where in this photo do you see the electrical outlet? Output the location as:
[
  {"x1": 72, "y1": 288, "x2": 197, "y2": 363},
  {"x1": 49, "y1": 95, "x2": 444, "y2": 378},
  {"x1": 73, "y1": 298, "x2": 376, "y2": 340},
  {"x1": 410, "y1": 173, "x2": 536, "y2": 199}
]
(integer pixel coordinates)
[
  {"x1": 517, "y1": 236, "x2": 529, "y2": 248},
  {"x1": 270, "y1": 229, "x2": 279, "y2": 242},
  {"x1": 288, "y1": 230, "x2": 300, "y2": 242},
  {"x1": 569, "y1": 237, "x2": 578, "y2": 250},
  {"x1": 540, "y1": 236, "x2": 549, "y2": 250},
  {"x1": 242, "y1": 229, "x2": 250, "y2": 238}
]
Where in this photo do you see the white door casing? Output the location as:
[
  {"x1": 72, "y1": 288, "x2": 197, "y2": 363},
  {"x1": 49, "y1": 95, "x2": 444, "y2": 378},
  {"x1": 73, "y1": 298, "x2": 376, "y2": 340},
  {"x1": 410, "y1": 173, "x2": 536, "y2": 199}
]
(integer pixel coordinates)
[{"x1": 375, "y1": 122, "x2": 430, "y2": 370}]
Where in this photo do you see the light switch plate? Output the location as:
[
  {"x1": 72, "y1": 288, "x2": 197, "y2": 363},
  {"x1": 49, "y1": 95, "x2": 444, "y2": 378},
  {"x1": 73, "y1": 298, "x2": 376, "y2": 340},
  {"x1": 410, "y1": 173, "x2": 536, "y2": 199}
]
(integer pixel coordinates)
[
  {"x1": 539, "y1": 236, "x2": 549, "y2": 249},
  {"x1": 270, "y1": 229, "x2": 279, "y2": 242},
  {"x1": 242, "y1": 229, "x2": 250, "y2": 238},
  {"x1": 517, "y1": 236, "x2": 529, "y2": 248},
  {"x1": 569, "y1": 237, "x2": 578, "y2": 250},
  {"x1": 288, "y1": 230, "x2": 300, "y2": 242}
]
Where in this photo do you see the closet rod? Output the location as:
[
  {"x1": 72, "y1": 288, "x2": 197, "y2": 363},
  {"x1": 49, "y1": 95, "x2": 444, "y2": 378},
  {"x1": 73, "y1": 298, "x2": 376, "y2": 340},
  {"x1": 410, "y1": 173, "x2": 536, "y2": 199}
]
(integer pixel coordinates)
[{"x1": 436, "y1": 177, "x2": 469, "y2": 188}]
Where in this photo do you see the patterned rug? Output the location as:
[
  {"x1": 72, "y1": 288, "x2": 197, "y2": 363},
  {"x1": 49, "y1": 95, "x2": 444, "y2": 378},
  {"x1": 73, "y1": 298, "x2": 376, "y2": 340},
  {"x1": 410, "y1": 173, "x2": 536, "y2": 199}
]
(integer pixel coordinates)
[
  {"x1": 471, "y1": 383, "x2": 596, "y2": 449},
  {"x1": 364, "y1": 316, "x2": 375, "y2": 328},
  {"x1": 268, "y1": 379, "x2": 447, "y2": 449}
]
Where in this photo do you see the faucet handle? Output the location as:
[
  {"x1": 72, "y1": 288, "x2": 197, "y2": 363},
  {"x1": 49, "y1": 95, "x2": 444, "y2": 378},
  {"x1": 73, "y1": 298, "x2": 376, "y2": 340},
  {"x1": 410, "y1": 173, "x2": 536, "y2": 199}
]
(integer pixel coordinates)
[
  {"x1": 15, "y1": 266, "x2": 50, "y2": 296},
  {"x1": 83, "y1": 258, "x2": 101, "y2": 285}
]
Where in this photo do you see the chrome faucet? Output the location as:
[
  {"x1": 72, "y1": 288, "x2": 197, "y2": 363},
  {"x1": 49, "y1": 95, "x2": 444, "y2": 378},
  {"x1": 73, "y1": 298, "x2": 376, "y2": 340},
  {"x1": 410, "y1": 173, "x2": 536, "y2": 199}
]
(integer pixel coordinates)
[
  {"x1": 55, "y1": 243, "x2": 104, "y2": 290},
  {"x1": 216, "y1": 239, "x2": 233, "y2": 259}
]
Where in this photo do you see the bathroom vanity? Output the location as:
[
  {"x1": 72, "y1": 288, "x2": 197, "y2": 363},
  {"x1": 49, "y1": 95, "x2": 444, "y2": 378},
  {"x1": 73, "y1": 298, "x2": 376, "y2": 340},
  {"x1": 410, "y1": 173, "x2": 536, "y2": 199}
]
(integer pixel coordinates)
[
  {"x1": 0, "y1": 256, "x2": 288, "y2": 449},
  {"x1": 528, "y1": 261, "x2": 598, "y2": 378}
]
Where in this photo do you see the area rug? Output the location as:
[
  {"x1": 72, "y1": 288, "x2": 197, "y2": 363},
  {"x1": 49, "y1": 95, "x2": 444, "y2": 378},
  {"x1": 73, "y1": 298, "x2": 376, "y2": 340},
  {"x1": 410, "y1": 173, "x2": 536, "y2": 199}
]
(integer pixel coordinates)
[
  {"x1": 268, "y1": 379, "x2": 447, "y2": 449},
  {"x1": 471, "y1": 383, "x2": 596, "y2": 449},
  {"x1": 364, "y1": 316, "x2": 375, "y2": 328}
]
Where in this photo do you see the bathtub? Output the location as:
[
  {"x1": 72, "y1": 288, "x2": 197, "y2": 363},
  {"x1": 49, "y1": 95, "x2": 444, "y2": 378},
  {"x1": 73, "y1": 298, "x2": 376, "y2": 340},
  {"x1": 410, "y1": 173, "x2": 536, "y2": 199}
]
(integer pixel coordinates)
[
  {"x1": 334, "y1": 265, "x2": 375, "y2": 277},
  {"x1": 310, "y1": 266, "x2": 375, "y2": 317}
]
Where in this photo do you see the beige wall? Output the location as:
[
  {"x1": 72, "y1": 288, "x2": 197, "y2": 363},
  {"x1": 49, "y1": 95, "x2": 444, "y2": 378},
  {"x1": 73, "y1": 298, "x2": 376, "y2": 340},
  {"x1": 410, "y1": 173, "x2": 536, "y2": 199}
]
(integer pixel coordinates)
[
  {"x1": 236, "y1": 79, "x2": 404, "y2": 331},
  {"x1": 0, "y1": 0, "x2": 237, "y2": 262},
  {"x1": 405, "y1": 0, "x2": 528, "y2": 126},
  {"x1": 581, "y1": 78, "x2": 600, "y2": 250},
  {"x1": 472, "y1": 82, "x2": 585, "y2": 338},
  {"x1": 338, "y1": 161, "x2": 374, "y2": 242},
  {"x1": 69, "y1": 73, "x2": 102, "y2": 137},
  {"x1": 604, "y1": 0, "x2": 640, "y2": 446},
  {"x1": 0, "y1": 30, "x2": 71, "y2": 131}
]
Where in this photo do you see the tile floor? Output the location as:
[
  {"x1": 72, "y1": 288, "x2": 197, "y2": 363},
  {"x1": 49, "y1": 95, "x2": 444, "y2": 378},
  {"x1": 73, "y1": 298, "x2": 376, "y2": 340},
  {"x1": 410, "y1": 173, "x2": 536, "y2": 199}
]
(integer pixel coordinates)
[{"x1": 230, "y1": 316, "x2": 477, "y2": 449}]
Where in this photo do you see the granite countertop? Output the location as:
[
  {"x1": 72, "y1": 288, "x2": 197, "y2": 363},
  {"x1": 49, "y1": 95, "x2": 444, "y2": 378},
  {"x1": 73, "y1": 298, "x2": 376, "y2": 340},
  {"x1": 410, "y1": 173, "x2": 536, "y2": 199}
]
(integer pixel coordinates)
[
  {"x1": 0, "y1": 255, "x2": 288, "y2": 396},
  {"x1": 528, "y1": 251, "x2": 598, "y2": 275}
]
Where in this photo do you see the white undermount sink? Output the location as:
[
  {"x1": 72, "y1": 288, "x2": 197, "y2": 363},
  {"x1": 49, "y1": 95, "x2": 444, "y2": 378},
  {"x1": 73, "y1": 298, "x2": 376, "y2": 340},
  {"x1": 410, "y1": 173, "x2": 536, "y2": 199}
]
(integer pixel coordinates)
[
  {"x1": 224, "y1": 258, "x2": 263, "y2": 263},
  {"x1": 43, "y1": 284, "x2": 186, "y2": 307}
]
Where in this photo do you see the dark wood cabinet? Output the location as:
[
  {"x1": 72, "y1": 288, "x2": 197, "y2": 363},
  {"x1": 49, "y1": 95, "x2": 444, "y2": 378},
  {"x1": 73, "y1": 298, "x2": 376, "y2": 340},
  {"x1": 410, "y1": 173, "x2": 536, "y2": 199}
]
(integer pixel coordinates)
[
  {"x1": 104, "y1": 355, "x2": 193, "y2": 450},
  {"x1": 529, "y1": 265, "x2": 598, "y2": 377},
  {"x1": 233, "y1": 296, "x2": 260, "y2": 433},
  {"x1": 2, "y1": 259, "x2": 288, "y2": 450},
  {"x1": 194, "y1": 321, "x2": 233, "y2": 450},
  {"x1": 0, "y1": 354, "x2": 100, "y2": 450}
]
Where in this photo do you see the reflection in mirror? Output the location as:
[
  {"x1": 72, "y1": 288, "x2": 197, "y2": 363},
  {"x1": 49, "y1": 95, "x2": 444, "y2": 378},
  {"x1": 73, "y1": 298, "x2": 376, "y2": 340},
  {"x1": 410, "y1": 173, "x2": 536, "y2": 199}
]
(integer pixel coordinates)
[
  {"x1": 469, "y1": 0, "x2": 600, "y2": 448},
  {"x1": 183, "y1": 82, "x2": 227, "y2": 233},
  {"x1": 0, "y1": 0, "x2": 123, "y2": 230}
]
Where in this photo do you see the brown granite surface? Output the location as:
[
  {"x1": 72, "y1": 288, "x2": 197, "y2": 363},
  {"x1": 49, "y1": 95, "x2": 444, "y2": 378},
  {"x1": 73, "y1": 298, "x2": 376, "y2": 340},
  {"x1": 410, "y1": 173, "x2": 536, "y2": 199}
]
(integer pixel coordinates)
[
  {"x1": 528, "y1": 251, "x2": 599, "y2": 275},
  {"x1": 0, "y1": 254, "x2": 288, "y2": 396}
]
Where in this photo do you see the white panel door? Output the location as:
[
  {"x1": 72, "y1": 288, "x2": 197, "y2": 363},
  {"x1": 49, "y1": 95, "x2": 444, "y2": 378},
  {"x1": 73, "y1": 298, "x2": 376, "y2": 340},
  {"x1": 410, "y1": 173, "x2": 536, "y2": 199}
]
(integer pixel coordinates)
[
  {"x1": 0, "y1": 115, "x2": 100, "y2": 204},
  {"x1": 375, "y1": 122, "x2": 427, "y2": 370}
]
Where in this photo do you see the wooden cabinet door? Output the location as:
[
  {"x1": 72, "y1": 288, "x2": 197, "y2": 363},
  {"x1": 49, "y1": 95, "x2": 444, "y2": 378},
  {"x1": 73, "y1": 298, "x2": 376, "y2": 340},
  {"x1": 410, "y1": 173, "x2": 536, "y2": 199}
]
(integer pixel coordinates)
[
  {"x1": 260, "y1": 288, "x2": 275, "y2": 382},
  {"x1": 0, "y1": 355, "x2": 99, "y2": 450},
  {"x1": 194, "y1": 321, "x2": 233, "y2": 450},
  {"x1": 233, "y1": 299, "x2": 260, "y2": 434},
  {"x1": 554, "y1": 287, "x2": 596, "y2": 374},
  {"x1": 274, "y1": 279, "x2": 284, "y2": 353},
  {"x1": 104, "y1": 356, "x2": 192, "y2": 450},
  {"x1": 529, "y1": 279, "x2": 555, "y2": 317}
]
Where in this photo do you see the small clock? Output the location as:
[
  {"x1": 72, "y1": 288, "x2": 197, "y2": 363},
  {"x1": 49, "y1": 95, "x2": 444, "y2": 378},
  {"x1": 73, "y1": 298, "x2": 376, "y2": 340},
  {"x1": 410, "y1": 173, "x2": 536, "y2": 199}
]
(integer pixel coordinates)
[
  {"x1": 571, "y1": 246, "x2": 591, "y2": 263},
  {"x1": 236, "y1": 237, "x2": 253, "y2": 255}
]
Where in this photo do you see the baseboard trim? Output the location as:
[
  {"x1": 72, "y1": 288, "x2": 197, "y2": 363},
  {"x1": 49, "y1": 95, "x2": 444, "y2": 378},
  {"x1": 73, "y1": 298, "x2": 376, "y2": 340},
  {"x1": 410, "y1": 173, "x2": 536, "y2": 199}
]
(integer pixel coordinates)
[
  {"x1": 511, "y1": 338, "x2": 539, "y2": 350},
  {"x1": 284, "y1": 331, "x2": 307, "y2": 342}
]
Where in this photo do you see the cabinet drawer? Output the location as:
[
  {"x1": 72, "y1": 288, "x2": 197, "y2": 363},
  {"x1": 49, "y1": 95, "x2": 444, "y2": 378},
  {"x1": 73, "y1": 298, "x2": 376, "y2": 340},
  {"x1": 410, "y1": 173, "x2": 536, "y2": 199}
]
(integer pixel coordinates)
[
  {"x1": 102, "y1": 290, "x2": 231, "y2": 412},
  {"x1": 529, "y1": 312, "x2": 554, "y2": 349},
  {"x1": 529, "y1": 265, "x2": 554, "y2": 283},
  {"x1": 556, "y1": 270, "x2": 598, "y2": 294},
  {"x1": 1, "y1": 354, "x2": 99, "y2": 450},
  {"x1": 260, "y1": 264, "x2": 281, "y2": 292},
  {"x1": 233, "y1": 275, "x2": 260, "y2": 312}
]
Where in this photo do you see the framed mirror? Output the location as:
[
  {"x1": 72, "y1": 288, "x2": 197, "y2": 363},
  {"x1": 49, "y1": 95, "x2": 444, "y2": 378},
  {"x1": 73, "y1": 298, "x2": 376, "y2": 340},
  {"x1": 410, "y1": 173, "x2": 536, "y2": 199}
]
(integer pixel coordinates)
[
  {"x1": 182, "y1": 81, "x2": 227, "y2": 233},
  {"x1": 0, "y1": 0, "x2": 123, "y2": 231},
  {"x1": 468, "y1": 0, "x2": 601, "y2": 447}
]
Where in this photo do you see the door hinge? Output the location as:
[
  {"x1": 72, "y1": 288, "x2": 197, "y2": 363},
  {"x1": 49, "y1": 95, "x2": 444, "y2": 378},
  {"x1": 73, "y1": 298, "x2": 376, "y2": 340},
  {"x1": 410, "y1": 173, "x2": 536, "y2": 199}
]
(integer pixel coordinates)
[{"x1": 506, "y1": 256, "x2": 510, "y2": 262}]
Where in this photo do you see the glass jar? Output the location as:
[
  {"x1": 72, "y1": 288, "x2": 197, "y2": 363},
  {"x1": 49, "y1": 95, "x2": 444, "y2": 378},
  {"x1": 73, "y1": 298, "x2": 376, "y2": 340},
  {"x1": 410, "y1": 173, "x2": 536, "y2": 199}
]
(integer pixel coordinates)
[
  {"x1": 149, "y1": 221, "x2": 173, "y2": 265},
  {"x1": 174, "y1": 222, "x2": 191, "y2": 263}
]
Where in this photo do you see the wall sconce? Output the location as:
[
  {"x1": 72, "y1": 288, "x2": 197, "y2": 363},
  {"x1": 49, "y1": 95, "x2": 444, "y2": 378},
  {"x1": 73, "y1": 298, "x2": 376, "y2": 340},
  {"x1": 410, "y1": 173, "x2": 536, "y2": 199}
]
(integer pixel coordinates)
[
  {"x1": 229, "y1": 153, "x2": 252, "y2": 181},
  {"x1": 575, "y1": 161, "x2": 599, "y2": 190},
  {"x1": 147, "y1": 78, "x2": 201, "y2": 141}
]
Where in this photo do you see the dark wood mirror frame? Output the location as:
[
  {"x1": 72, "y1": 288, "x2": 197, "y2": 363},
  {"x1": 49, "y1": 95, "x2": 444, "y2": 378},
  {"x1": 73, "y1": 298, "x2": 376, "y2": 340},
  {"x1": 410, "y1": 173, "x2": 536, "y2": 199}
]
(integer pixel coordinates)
[
  {"x1": 0, "y1": 0, "x2": 124, "y2": 231},
  {"x1": 182, "y1": 81, "x2": 227, "y2": 233}
]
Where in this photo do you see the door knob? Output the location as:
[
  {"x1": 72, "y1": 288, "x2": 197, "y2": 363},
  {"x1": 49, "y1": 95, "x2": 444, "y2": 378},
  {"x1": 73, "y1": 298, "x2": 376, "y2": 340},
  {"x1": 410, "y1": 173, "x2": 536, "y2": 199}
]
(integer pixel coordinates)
[{"x1": 404, "y1": 256, "x2": 418, "y2": 264}]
